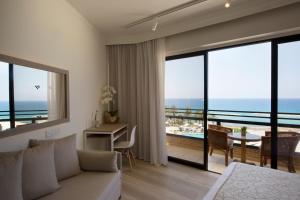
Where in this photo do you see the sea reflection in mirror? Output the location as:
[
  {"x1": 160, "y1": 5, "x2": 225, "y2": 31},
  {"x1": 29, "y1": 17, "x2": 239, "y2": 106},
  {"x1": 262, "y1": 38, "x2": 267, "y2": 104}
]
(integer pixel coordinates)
[{"x1": 0, "y1": 60, "x2": 68, "y2": 134}]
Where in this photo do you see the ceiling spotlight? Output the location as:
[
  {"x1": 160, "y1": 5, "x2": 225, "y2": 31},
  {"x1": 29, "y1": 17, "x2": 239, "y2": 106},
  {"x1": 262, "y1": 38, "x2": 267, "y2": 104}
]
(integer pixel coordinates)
[
  {"x1": 152, "y1": 19, "x2": 158, "y2": 32},
  {"x1": 225, "y1": 0, "x2": 230, "y2": 8}
]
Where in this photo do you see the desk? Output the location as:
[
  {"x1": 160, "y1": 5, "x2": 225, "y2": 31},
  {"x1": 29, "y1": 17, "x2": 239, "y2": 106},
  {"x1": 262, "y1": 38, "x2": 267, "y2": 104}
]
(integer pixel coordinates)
[
  {"x1": 83, "y1": 123, "x2": 128, "y2": 151},
  {"x1": 228, "y1": 132, "x2": 261, "y2": 163}
]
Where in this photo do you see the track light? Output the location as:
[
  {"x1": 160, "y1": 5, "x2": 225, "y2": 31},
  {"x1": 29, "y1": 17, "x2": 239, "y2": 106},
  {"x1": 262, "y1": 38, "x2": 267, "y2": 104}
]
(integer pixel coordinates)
[
  {"x1": 152, "y1": 20, "x2": 158, "y2": 32},
  {"x1": 225, "y1": 0, "x2": 230, "y2": 8}
]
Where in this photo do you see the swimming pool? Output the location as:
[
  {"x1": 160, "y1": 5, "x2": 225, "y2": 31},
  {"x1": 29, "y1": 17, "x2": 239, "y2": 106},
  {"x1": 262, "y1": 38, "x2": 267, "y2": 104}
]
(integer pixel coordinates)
[{"x1": 168, "y1": 132, "x2": 204, "y2": 139}]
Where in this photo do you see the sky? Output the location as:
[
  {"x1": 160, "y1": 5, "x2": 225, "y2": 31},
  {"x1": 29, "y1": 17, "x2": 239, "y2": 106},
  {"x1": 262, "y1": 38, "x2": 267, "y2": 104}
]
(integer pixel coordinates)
[
  {"x1": 1, "y1": 41, "x2": 300, "y2": 102},
  {"x1": 165, "y1": 56, "x2": 204, "y2": 99},
  {"x1": 165, "y1": 41, "x2": 300, "y2": 99},
  {"x1": 0, "y1": 63, "x2": 47, "y2": 101}
]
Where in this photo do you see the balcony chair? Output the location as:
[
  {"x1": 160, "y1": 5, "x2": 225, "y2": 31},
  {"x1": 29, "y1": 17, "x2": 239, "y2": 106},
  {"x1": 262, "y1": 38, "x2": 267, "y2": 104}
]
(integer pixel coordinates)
[
  {"x1": 208, "y1": 124, "x2": 233, "y2": 134},
  {"x1": 260, "y1": 131, "x2": 300, "y2": 173},
  {"x1": 208, "y1": 125, "x2": 234, "y2": 166},
  {"x1": 114, "y1": 125, "x2": 137, "y2": 169}
]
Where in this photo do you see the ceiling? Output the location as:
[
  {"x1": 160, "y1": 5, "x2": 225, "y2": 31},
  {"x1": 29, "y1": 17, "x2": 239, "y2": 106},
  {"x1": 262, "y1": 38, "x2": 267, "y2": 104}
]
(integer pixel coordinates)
[{"x1": 66, "y1": 0, "x2": 300, "y2": 44}]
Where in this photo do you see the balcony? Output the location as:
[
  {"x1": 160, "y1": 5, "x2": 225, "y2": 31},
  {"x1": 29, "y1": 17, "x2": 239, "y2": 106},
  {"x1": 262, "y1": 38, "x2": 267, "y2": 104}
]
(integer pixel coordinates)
[{"x1": 165, "y1": 107, "x2": 300, "y2": 173}]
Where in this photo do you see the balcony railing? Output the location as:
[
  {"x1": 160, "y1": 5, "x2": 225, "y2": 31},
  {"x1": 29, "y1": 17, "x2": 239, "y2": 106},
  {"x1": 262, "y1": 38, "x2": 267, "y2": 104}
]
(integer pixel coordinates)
[
  {"x1": 165, "y1": 107, "x2": 300, "y2": 128},
  {"x1": 0, "y1": 110, "x2": 48, "y2": 124}
]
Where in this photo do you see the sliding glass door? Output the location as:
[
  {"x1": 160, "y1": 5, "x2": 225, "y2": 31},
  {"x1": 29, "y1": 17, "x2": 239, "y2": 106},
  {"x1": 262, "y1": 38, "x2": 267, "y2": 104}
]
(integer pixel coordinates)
[
  {"x1": 0, "y1": 62, "x2": 10, "y2": 131},
  {"x1": 165, "y1": 34, "x2": 300, "y2": 173},
  {"x1": 165, "y1": 54, "x2": 206, "y2": 168},
  {"x1": 208, "y1": 43, "x2": 271, "y2": 173},
  {"x1": 276, "y1": 39, "x2": 300, "y2": 173}
]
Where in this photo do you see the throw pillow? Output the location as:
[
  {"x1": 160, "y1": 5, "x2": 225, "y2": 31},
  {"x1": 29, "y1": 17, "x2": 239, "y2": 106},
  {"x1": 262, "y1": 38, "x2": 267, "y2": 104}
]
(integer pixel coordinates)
[
  {"x1": 29, "y1": 134, "x2": 81, "y2": 181},
  {"x1": 0, "y1": 151, "x2": 24, "y2": 200},
  {"x1": 22, "y1": 143, "x2": 60, "y2": 200}
]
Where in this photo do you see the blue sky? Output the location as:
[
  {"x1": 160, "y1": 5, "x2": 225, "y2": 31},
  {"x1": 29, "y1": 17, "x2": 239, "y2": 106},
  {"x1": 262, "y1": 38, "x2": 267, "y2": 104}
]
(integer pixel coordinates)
[
  {"x1": 165, "y1": 41, "x2": 300, "y2": 99},
  {"x1": 1, "y1": 41, "x2": 300, "y2": 102},
  {"x1": 165, "y1": 56, "x2": 204, "y2": 99},
  {"x1": 0, "y1": 63, "x2": 47, "y2": 101}
]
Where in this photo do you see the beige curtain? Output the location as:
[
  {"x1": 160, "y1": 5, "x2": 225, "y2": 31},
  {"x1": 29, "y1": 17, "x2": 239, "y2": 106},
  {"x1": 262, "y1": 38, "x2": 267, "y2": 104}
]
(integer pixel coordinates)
[
  {"x1": 107, "y1": 39, "x2": 167, "y2": 165},
  {"x1": 47, "y1": 72, "x2": 66, "y2": 121}
]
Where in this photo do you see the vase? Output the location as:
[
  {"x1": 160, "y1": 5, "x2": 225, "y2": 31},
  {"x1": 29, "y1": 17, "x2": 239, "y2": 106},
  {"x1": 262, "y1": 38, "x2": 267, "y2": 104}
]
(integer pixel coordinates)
[{"x1": 103, "y1": 111, "x2": 119, "y2": 124}]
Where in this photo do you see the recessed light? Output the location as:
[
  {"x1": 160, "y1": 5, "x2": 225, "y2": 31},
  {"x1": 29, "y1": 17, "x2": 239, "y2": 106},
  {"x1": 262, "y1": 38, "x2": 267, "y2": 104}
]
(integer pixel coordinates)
[{"x1": 225, "y1": 0, "x2": 230, "y2": 8}]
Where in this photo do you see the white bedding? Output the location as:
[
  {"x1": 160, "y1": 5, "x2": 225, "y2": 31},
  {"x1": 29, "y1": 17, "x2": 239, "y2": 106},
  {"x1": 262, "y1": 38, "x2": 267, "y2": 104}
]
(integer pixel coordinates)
[{"x1": 203, "y1": 162, "x2": 300, "y2": 200}]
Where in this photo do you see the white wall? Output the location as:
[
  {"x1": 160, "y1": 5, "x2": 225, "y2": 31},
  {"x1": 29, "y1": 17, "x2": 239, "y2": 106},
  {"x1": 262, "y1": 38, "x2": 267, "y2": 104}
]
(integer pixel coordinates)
[
  {"x1": 166, "y1": 3, "x2": 300, "y2": 56},
  {"x1": 0, "y1": 0, "x2": 106, "y2": 151}
]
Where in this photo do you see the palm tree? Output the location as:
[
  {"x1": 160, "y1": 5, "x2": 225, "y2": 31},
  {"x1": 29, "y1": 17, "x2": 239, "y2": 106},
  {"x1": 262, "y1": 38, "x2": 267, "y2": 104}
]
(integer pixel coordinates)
[
  {"x1": 194, "y1": 110, "x2": 203, "y2": 119},
  {"x1": 185, "y1": 107, "x2": 192, "y2": 124},
  {"x1": 169, "y1": 105, "x2": 177, "y2": 117},
  {"x1": 168, "y1": 105, "x2": 177, "y2": 125}
]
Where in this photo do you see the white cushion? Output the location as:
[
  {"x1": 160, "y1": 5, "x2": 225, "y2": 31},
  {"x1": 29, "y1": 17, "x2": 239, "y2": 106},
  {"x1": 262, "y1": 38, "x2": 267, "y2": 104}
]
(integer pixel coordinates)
[
  {"x1": 29, "y1": 134, "x2": 81, "y2": 181},
  {"x1": 39, "y1": 171, "x2": 121, "y2": 200},
  {"x1": 22, "y1": 143, "x2": 60, "y2": 200},
  {"x1": 0, "y1": 151, "x2": 24, "y2": 200}
]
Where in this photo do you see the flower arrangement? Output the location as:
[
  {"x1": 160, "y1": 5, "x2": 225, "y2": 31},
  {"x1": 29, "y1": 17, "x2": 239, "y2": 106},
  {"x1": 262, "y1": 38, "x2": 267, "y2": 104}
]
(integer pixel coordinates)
[
  {"x1": 101, "y1": 85, "x2": 117, "y2": 111},
  {"x1": 101, "y1": 85, "x2": 118, "y2": 123}
]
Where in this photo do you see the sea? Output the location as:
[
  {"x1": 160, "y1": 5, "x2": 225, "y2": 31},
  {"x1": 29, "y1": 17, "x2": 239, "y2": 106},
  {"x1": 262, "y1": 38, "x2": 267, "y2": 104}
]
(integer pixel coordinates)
[
  {"x1": 165, "y1": 98, "x2": 300, "y2": 125},
  {"x1": 165, "y1": 98, "x2": 300, "y2": 113},
  {"x1": 0, "y1": 101, "x2": 48, "y2": 120}
]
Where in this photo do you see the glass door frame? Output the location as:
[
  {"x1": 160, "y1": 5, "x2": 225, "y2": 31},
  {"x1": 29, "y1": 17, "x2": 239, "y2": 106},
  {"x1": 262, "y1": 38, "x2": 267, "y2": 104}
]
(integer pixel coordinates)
[
  {"x1": 166, "y1": 33, "x2": 300, "y2": 171},
  {"x1": 271, "y1": 34, "x2": 300, "y2": 169},
  {"x1": 166, "y1": 52, "x2": 208, "y2": 170}
]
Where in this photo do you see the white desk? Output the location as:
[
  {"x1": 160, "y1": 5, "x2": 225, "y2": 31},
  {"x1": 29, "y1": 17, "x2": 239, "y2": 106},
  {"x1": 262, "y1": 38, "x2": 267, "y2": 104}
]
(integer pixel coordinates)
[{"x1": 83, "y1": 123, "x2": 128, "y2": 151}]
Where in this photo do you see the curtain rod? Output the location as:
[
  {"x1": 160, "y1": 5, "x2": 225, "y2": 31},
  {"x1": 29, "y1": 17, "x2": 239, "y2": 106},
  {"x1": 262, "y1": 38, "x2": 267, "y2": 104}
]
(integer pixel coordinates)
[{"x1": 125, "y1": 0, "x2": 208, "y2": 28}]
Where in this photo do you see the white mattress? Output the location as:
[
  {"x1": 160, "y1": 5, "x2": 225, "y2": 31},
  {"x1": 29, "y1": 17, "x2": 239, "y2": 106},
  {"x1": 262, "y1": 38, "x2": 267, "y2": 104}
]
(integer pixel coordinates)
[{"x1": 203, "y1": 162, "x2": 300, "y2": 200}]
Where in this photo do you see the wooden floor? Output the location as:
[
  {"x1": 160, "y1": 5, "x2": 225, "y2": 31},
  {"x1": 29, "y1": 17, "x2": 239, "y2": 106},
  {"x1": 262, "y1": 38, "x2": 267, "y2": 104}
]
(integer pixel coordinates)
[{"x1": 121, "y1": 160, "x2": 219, "y2": 200}]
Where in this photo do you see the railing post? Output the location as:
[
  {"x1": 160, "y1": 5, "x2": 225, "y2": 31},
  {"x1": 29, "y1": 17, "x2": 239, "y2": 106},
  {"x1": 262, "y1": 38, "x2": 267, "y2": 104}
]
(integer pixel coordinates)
[{"x1": 9, "y1": 64, "x2": 15, "y2": 129}]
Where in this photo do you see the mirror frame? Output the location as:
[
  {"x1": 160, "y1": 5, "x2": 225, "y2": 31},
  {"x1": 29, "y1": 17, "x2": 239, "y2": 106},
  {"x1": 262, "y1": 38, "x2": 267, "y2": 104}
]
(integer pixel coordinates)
[{"x1": 0, "y1": 54, "x2": 70, "y2": 138}]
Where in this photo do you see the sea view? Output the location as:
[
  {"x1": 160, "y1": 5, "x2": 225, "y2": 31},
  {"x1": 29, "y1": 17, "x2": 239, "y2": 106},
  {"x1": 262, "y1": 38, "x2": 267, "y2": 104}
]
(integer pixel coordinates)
[
  {"x1": 165, "y1": 98, "x2": 300, "y2": 113},
  {"x1": 0, "y1": 101, "x2": 48, "y2": 120},
  {"x1": 165, "y1": 98, "x2": 300, "y2": 126},
  {"x1": 165, "y1": 98, "x2": 300, "y2": 153}
]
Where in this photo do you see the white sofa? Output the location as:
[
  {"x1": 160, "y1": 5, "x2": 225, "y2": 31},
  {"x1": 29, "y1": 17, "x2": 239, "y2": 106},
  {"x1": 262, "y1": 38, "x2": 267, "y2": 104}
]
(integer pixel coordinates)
[
  {"x1": 40, "y1": 151, "x2": 122, "y2": 200},
  {"x1": 0, "y1": 134, "x2": 122, "y2": 200}
]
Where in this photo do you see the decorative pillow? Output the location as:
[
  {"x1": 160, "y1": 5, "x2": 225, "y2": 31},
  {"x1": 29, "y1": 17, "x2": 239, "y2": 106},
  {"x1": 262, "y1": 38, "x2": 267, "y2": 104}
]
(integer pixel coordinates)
[
  {"x1": 29, "y1": 134, "x2": 81, "y2": 181},
  {"x1": 22, "y1": 143, "x2": 60, "y2": 200},
  {"x1": 0, "y1": 151, "x2": 24, "y2": 200},
  {"x1": 78, "y1": 150, "x2": 118, "y2": 172}
]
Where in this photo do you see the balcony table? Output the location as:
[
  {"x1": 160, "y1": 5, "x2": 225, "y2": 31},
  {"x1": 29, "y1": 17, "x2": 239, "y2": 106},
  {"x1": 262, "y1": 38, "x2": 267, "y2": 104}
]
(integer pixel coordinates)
[{"x1": 228, "y1": 132, "x2": 261, "y2": 163}]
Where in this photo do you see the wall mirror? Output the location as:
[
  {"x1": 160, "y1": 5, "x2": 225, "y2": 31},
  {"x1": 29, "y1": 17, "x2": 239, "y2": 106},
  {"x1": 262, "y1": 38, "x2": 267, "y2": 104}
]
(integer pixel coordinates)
[{"x1": 0, "y1": 54, "x2": 69, "y2": 138}]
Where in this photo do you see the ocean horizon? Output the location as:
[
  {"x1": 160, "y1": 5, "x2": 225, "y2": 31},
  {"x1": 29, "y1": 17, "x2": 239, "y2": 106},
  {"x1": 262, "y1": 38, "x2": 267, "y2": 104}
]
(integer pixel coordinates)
[
  {"x1": 165, "y1": 98, "x2": 300, "y2": 113},
  {"x1": 0, "y1": 101, "x2": 48, "y2": 120}
]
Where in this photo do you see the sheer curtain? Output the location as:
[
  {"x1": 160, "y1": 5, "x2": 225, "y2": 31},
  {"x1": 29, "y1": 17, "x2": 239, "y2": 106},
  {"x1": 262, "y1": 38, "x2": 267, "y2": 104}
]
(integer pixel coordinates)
[
  {"x1": 107, "y1": 39, "x2": 167, "y2": 165},
  {"x1": 47, "y1": 72, "x2": 66, "y2": 121}
]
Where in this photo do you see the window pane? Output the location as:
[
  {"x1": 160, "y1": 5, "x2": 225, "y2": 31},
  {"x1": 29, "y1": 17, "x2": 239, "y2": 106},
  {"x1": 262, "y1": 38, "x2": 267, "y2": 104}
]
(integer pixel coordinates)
[
  {"x1": 277, "y1": 41, "x2": 300, "y2": 173},
  {"x1": 0, "y1": 62, "x2": 10, "y2": 131},
  {"x1": 208, "y1": 42, "x2": 271, "y2": 113},
  {"x1": 208, "y1": 42, "x2": 271, "y2": 173},
  {"x1": 14, "y1": 65, "x2": 48, "y2": 126},
  {"x1": 165, "y1": 56, "x2": 205, "y2": 165}
]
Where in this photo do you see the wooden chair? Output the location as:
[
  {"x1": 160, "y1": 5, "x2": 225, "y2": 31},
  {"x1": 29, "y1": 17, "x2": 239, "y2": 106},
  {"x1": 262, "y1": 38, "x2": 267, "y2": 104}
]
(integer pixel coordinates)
[
  {"x1": 208, "y1": 124, "x2": 233, "y2": 134},
  {"x1": 208, "y1": 125, "x2": 234, "y2": 166},
  {"x1": 114, "y1": 126, "x2": 137, "y2": 169},
  {"x1": 260, "y1": 131, "x2": 300, "y2": 173},
  {"x1": 265, "y1": 131, "x2": 299, "y2": 137}
]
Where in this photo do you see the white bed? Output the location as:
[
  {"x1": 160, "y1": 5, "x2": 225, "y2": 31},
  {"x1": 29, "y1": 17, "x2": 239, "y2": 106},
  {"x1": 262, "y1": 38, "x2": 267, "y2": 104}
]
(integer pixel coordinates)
[{"x1": 203, "y1": 162, "x2": 300, "y2": 200}]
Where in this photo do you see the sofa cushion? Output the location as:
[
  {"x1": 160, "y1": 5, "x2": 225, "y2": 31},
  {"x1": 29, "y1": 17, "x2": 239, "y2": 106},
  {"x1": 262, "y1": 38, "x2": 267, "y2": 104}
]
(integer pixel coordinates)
[
  {"x1": 29, "y1": 134, "x2": 81, "y2": 181},
  {"x1": 0, "y1": 151, "x2": 24, "y2": 200},
  {"x1": 78, "y1": 150, "x2": 118, "y2": 172},
  {"x1": 38, "y1": 171, "x2": 121, "y2": 200},
  {"x1": 23, "y1": 143, "x2": 60, "y2": 200}
]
